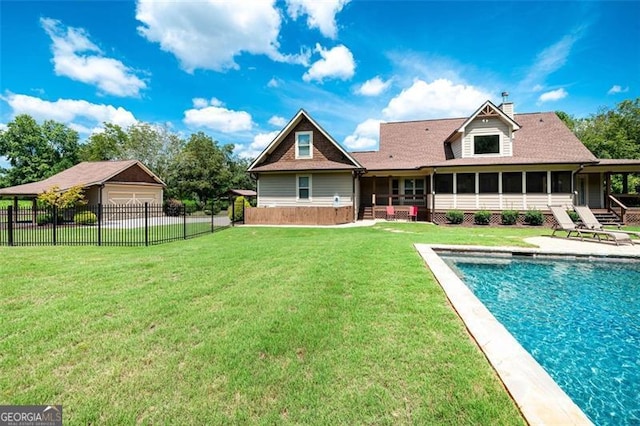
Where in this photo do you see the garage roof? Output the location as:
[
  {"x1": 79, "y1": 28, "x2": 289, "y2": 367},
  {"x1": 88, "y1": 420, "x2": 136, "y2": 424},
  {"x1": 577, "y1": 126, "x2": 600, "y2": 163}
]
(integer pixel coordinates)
[{"x1": 0, "y1": 160, "x2": 165, "y2": 197}]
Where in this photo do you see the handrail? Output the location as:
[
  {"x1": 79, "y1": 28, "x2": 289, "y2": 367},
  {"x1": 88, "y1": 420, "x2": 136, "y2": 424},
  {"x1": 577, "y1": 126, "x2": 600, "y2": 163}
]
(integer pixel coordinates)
[
  {"x1": 608, "y1": 195, "x2": 627, "y2": 224},
  {"x1": 371, "y1": 193, "x2": 427, "y2": 206}
]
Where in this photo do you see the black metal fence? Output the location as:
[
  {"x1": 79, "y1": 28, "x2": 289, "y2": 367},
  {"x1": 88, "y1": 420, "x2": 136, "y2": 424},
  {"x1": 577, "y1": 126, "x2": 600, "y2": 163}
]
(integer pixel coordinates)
[{"x1": 0, "y1": 203, "x2": 230, "y2": 247}]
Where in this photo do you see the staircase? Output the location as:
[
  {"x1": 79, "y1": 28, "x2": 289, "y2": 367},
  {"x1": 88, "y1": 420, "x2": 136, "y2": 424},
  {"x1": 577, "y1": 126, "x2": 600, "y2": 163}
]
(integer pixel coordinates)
[
  {"x1": 359, "y1": 206, "x2": 374, "y2": 220},
  {"x1": 592, "y1": 210, "x2": 622, "y2": 226}
]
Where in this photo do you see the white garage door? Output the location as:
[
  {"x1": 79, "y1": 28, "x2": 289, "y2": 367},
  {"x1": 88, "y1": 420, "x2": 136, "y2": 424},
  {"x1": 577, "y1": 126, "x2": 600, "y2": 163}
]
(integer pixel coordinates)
[{"x1": 107, "y1": 190, "x2": 159, "y2": 205}]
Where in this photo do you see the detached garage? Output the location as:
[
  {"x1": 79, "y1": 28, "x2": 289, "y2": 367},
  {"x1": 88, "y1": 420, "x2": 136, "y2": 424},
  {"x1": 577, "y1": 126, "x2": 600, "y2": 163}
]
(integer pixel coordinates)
[{"x1": 0, "y1": 160, "x2": 165, "y2": 205}]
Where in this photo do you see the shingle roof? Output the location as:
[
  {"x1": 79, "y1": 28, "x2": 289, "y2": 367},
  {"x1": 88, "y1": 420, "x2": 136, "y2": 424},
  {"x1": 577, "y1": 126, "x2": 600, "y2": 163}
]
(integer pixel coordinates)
[
  {"x1": 0, "y1": 160, "x2": 165, "y2": 197},
  {"x1": 250, "y1": 159, "x2": 360, "y2": 172},
  {"x1": 352, "y1": 112, "x2": 598, "y2": 170}
]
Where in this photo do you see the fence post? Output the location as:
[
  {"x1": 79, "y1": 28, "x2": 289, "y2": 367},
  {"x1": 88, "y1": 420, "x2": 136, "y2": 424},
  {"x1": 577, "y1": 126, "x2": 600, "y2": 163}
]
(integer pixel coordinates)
[
  {"x1": 183, "y1": 204, "x2": 187, "y2": 239},
  {"x1": 144, "y1": 202, "x2": 149, "y2": 246},
  {"x1": 242, "y1": 200, "x2": 245, "y2": 225},
  {"x1": 97, "y1": 203, "x2": 102, "y2": 246},
  {"x1": 52, "y1": 205, "x2": 57, "y2": 246},
  {"x1": 211, "y1": 199, "x2": 215, "y2": 233},
  {"x1": 231, "y1": 197, "x2": 235, "y2": 227},
  {"x1": 7, "y1": 206, "x2": 14, "y2": 246}
]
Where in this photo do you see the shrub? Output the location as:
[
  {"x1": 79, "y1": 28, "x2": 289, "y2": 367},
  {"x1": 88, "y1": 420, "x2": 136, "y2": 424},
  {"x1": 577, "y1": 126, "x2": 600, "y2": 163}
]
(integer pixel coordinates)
[
  {"x1": 501, "y1": 210, "x2": 519, "y2": 225},
  {"x1": 567, "y1": 210, "x2": 580, "y2": 223},
  {"x1": 203, "y1": 209, "x2": 212, "y2": 216},
  {"x1": 213, "y1": 199, "x2": 228, "y2": 215},
  {"x1": 445, "y1": 209, "x2": 464, "y2": 224},
  {"x1": 228, "y1": 196, "x2": 251, "y2": 222},
  {"x1": 524, "y1": 209, "x2": 544, "y2": 226},
  {"x1": 474, "y1": 210, "x2": 492, "y2": 225},
  {"x1": 74, "y1": 211, "x2": 97, "y2": 225},
  {"x1": 164, "y1": 198, "x2": 183, "y2": 216},
  {"x1": 36, "y1": 214, "x2": 51, "y2": 226},
  {"x1": 182, "y1": 199, "x2": 200, "y2": 214}
]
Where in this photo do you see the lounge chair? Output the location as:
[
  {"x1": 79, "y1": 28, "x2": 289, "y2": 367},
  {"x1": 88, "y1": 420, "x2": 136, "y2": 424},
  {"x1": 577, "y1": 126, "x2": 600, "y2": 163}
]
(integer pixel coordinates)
[
  {"x1": 574, "y1": 205, "x2": 640, "y2": 241},
  {"x1": 548, "y1": 205, "x2": 633, "y2": 246}
]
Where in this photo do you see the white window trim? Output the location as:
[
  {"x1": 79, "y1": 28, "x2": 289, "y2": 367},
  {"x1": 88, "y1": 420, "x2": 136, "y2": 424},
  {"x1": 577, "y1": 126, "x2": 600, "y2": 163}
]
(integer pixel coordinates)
[
  {"x1": 296, "y1": 174, "x2": 312, "y2": 201},
  {"x1": 472, "y1": 134, "x2": 502, "y2": 156},
  {"x1": 295, "y1": 131, "x2": 313, "y2": 159}
]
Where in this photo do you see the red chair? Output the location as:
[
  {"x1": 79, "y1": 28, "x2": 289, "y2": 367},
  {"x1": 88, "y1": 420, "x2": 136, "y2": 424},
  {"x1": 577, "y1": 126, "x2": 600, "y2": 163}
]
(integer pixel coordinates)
[
  {"x1": 386, "y1": 206, "x2": 396, "y2": 220},
  {"x1": 409, "y1": 206, "x2": 418, "y2": 221}
]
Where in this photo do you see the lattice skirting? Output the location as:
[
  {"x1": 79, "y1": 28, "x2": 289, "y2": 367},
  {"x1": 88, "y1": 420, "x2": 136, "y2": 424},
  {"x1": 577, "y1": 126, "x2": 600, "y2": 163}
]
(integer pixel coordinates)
[{"x1": 432, "y1": 211, "x2": 556, "y2": 226}]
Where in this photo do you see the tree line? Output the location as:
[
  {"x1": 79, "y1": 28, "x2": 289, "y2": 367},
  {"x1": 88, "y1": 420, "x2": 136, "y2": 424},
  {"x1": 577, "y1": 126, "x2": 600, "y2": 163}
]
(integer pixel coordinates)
[{"x1": 0, "y1": 115, "x2": 255, "y2": 208}]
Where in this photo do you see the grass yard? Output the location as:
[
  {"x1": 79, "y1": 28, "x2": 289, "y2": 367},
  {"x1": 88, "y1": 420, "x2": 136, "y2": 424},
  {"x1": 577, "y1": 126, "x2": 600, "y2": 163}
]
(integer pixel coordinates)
[{"x1": 0, "y1": 223, "x2": 549, "y2": 424}]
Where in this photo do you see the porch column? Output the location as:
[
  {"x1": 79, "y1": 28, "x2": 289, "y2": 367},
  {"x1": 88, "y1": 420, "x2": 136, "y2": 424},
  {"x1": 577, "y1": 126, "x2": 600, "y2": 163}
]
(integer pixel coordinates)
[
  {"x1": 388, "y1": 176, "x2": 392, "y2": 206},
  {"x1": 622, "y1": 173, "x2": 629, "y2": 194},
  {"x1": 606, "y1": 172, "x2": 611, "y2": 209}
]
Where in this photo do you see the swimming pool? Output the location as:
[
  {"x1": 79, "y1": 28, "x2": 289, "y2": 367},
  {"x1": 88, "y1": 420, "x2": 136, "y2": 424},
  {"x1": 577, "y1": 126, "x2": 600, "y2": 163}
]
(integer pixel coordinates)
[{"x1": 441, "y1": 254, "x2": 640, "y2": 426}]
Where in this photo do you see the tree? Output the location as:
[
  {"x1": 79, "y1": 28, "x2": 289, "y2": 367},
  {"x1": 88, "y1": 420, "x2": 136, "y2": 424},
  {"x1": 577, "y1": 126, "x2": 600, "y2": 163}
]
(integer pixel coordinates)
[
  {"x1": 37, "y1": 185, "x2": 86, "y2": 208},
  {"x1": 0, "y1": 114, "x2": 80, "y2": 186},
  {"x1": 168, "y1": 132, "x2": 232, "y2": 205},
  {"x1": 79, "y1": 123, "x2": 128, "y2": 161}
]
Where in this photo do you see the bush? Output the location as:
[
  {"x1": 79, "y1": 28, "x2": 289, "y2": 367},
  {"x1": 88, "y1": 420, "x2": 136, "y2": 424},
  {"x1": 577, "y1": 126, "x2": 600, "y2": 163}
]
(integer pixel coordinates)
[
  {"x1": 213, "y1": 199, "x2": 228, "y2": 215},
  {"x1": 36, "y1": 214, "x2": 51, "y2": 226},
  {"x1": 474, "y1": 210, "x2": 491, "y2": 225},
  {"x1": 445, "y1": 209, "x2": 464, "y2": 224},
  {"x1": 524, "y1": 209, "x2": 544, "y2": 226},
  {"x1": 164, "y1": 198, "x2": 183, "y2": 216},
  {"x1": 501, "y1": 210, "x2": 519, "y2": 225},
  {"x1": 182, "y1": 199, "x2": 200, "y2": 214},
  {"x1": 567, "y1": 210, "x2": 580, "y2": 223},
  {"x1": 228, "y1": 196, "x2": 251, "y2": 222},
  {"x1": 203, "y1": 209, "x2": 212, "y2": 216},
  {"x1": 74, "y1": 211, "x2": 97, "y2": 225}
]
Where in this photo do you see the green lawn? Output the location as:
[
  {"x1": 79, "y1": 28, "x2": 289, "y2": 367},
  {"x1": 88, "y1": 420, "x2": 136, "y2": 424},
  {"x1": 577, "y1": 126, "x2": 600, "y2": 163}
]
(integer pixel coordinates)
[{"x1": 0, "y1": 223, "x2": 548, "y2": 424}]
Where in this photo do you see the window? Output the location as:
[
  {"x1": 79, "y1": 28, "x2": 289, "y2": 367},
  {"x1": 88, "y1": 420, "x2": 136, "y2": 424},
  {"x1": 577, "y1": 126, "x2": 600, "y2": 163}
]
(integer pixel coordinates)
[
  {"x1": 295, "y1": 131, "x2": 313, "y2": 159},
  {"x1": 526, "y1": 172, "x2": 547, "y2": 193},
  {"x1": 474, "y1": 135, "x2": 500, "y2": 155},
  {"x1": 297, "y1": 175, "x2": 311, "y2": 200},
  {"x1": 551, "y1": 171, "x2": 572, "y2": 193},
  {"x1": 502, "y1": 172, "x2": 522, "y2": 193},
  {"x1": 456, "y1": 173, "x2": 475, "y2": 194},
  {"x1": 479, "y1": 173, "x2": 499, "y2": 193},
  {"x1": 435, "y1": 174, "x2": 453, "y2": 194},
  {"x1": 404, "y1": 178, "x2": 425, "y2": 205}
]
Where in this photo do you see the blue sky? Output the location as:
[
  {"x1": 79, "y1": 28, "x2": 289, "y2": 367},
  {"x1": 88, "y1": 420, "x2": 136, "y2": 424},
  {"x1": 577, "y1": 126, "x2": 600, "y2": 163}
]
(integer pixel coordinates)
[{"x1": 1, "y1": 0, "x2": 639, "y2": 162}]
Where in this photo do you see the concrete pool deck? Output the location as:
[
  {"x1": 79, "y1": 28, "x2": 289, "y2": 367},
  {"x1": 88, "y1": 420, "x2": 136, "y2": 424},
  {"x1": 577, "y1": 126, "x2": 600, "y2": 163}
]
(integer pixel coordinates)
[{"x1": 413, "y1": 238, "x2": 639, "y2": 426}]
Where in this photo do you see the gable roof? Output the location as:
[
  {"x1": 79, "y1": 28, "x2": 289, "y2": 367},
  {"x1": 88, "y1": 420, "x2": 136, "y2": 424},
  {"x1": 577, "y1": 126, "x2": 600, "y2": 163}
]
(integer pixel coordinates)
[
  {"x1": 248, "y1": 109, "x2": 363, "y2": 172},
  {"x1": 444, "y1": 100, "x2": 520, "y2": 143},
  {"x1": 352, "y1": 112, "x2": 598, "y2": 170},
  {"x1": 0, "y1": 160, "x2": 165, "y2": 197}
]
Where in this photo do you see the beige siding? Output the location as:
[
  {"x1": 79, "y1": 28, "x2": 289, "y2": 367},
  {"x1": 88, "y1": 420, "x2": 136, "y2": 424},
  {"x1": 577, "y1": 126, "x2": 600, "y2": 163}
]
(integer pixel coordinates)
[
  {"x1": 258, "y1": 173, "x2": 353, "y2": 207},
  {"x1": 525, "y1": 194, "x2": 549, "y2": 210},
  {"x1": 455, "y1": 195, "x2": 476, "y2": 210},
  {"x1": 434, "y1": 194, "x2": 455, "y2": 210},
  {"x1": 450, "y1": 136, "x2": 463, "y2": 158},
  {"x1": 503, "y1": 195, "x2": 526, "y2": 210},
  {"x1": 478, "y1": 194, "x2": 501, "y2": 210},
  {"x1": 549, "y1": 194, "x2": 574, "y2": 209},
  {"x1": 463, "y1": 117, "x2": 511, "y2": 157}
]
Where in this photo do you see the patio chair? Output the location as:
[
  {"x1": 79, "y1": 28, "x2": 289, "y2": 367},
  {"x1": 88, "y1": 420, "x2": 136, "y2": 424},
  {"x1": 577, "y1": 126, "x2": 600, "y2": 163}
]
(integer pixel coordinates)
[
  {"x1": 548, "y1": 205, "x2": 633, "y2": 246},
  {"x1": 408, "y1": 206, "x2": 418, "y2": 222},
  {"x1": 386, "y1": 206, "x2": 396, "y2": 220},
  {"x1": 574, "y1": 205, "x2": 640, "y2": 241}
]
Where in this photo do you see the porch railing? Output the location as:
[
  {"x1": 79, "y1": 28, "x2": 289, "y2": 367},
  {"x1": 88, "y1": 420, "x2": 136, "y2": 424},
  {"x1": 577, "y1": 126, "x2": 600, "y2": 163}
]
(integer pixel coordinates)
[
  {"x1": 370, "y1": 193, "x2": 427, "y2": 206},
  {"x1": 608, "y1": 195, "x2": 628, "y2": 224}
]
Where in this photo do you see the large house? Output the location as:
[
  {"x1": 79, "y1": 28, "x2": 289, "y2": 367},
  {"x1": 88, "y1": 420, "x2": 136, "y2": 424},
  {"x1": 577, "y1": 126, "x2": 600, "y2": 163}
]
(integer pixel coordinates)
[{"x1": 247, "y1": 99, "x2": 640, "y2": 225}]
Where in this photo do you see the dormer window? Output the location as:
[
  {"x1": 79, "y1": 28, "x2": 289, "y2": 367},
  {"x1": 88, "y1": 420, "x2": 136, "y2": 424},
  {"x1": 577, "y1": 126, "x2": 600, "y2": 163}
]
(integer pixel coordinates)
[
  {"x1": 474, "y1": 135, "x2": 500, "y2": 155},
  {"x1": 295, "y1": 131, "x2": 313, "y2": 159}
]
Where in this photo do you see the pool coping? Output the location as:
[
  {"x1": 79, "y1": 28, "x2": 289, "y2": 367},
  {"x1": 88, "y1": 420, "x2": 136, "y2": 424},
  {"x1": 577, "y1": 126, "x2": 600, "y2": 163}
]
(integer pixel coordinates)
[{"x1": 415, "y1": 243, "x2": 596, "y2": 426}]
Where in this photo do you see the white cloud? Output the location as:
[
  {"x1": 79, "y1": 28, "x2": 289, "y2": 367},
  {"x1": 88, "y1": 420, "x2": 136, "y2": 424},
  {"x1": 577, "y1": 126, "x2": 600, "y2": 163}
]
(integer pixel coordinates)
[
  {"x1": 0, "y1": 123, "x2": 7, "y2": 132},
  {"x1": 2, "y1": 93, "x2": 137, "y2": 132},
  {"x1": 520, "y1": 27, "x2": 586, "y2": 92},
  {"x1": 303, "y1": 44, "x2": 355, "y2": 83},
  {"x1": 136, "y1": 0, "x2": 309, "y2": 73},
  {"x1": 532, "y1": 84, "x2": 544, "y2": 92},
  {"x1": 268, "y1": 115, "x2": 287, "y2": 127},
  {"x1": 267, "y1": 77, "x2": 282, "y2": 88},
  {"x1": 183, "y1": 98, "x2": 253, "y2": 133},
  {"x1": 607, "y1": 85, "x2": 629, "y2": 95},
  {"x1": 40, "y1": 18, "x2": 147, "y2": 97},
  {"x1": 344, "y1": 118, "x2": 381, "y2": 151},
  {"x1": 538, "y1": 88, "x2": 568, "y2": 103},
  {"x1": 237, "y1": 130, "x2": 280, "y2": 159},
  {"x1": 383, "y1": 78, "x2": 491, "y2": 121},
  {"x1": 357, "y1": 76, "x2": 391, "y2": 96},
  {"x1": 285, "y1": 0, "x2": 350, "y2": 39}
]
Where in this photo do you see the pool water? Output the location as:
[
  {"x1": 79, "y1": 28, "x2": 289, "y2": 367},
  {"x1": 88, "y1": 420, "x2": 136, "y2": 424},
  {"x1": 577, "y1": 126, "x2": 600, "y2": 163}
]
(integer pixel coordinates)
[{"x1": 441, "y1": 254, "x2": 640, "y2": 426}]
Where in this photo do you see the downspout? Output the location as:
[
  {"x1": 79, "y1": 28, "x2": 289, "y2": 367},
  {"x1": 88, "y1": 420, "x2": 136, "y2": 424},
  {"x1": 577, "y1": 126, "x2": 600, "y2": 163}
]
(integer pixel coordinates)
[
  {"x1": 352, "y1": 170, "x2": 357, "y2": 222},
  {"x1": 431, "y1": 169, "x2": 436, "y2": 224},
  {"x1": 571, "y1": 164, "x2": 584, "y2": 206}
]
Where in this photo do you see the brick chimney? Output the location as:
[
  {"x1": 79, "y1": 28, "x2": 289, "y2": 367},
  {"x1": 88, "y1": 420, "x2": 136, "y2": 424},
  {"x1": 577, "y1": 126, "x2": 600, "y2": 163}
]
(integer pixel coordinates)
[{"x1": 498, "y1": 91, "x2": 514, "y2": 120}]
